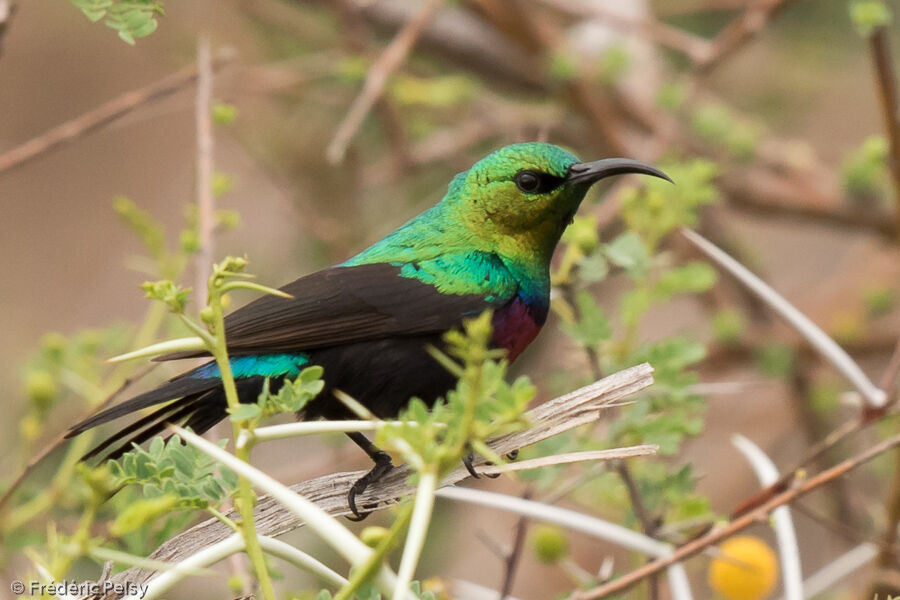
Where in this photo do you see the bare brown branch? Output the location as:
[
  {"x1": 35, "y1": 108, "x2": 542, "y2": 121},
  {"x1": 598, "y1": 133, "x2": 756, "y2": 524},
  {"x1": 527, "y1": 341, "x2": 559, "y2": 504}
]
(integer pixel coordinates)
[
  {"x1": 325, "y1": 0, "x2": 444, "y2": 164},
  {"x1": 0, "y1": 48, "x2": 235, "y2": 175},
  {"x1": 868, "y1": 26, "x2": 900, "y2": 239}
]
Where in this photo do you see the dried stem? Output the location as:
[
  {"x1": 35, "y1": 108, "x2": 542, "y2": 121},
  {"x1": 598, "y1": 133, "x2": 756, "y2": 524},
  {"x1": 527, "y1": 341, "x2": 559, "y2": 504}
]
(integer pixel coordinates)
[
  {"x1": 194, "y1": 35, "x2": 215, "y2": 307},
  {"x1": 574, "y1": 429, "x2": 900, "y2": 599},
  {"x1": 0, "y1": 48, "x2": 234, "y2": 175},
  {"x1": 868, "y1": 26, "x2": 900, "y2": 236},
  {"x1": 325, "y1": 0, "x2": 443, "y2": 164}
]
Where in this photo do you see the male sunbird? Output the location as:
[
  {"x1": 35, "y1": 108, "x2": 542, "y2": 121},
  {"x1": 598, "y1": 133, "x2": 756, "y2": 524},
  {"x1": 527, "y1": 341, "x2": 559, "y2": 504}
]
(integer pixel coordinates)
[{"x1": 67, "y1": 142, "x2": 669, "y2": 518}]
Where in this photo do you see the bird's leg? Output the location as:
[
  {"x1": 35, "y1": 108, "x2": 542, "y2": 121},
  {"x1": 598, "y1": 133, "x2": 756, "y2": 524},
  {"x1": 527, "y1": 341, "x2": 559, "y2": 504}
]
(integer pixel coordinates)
[{"x1": 346, "y1": 431, "x2": 394, "y2": 521}]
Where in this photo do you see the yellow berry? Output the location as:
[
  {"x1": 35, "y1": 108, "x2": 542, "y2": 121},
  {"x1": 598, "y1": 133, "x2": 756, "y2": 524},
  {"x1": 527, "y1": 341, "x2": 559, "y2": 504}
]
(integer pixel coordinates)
[{"x1": 708, "y1": 535, "x2": 778, "y2": 600}]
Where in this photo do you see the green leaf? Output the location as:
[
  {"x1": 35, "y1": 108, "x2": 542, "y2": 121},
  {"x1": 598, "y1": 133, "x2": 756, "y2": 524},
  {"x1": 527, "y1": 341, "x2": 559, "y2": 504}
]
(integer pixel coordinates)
[
  {"x1": 111, "y1": 494, "x2": 178, "y2": 536},
  {"x1": 605, "y1": 232, "x2": 650, "y2": 278},
  {"x1": 653, "y1": 262, "x2": 717, "y2": 298},
  {"x1": 849, "y1": 0, "x2": 893, "y2": 36},
  {"x1": 228, "y1": 403, "x2": 262, "y2": 423},
  {"x1": 562, "y1": 291, "x2": 611, "y2": 347}
]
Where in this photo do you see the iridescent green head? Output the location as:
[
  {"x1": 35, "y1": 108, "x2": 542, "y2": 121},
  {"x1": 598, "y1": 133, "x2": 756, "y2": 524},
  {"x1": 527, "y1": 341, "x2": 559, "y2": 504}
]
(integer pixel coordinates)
[{"x1": 448, "y1": 142, "x2": 669, "y2": 258}]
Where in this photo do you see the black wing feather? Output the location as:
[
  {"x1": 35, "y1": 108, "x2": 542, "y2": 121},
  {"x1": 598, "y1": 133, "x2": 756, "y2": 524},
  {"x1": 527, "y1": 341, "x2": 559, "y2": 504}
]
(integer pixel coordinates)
[{"x1": 159, "y1": 262, "x2": 502, "y2": 359}]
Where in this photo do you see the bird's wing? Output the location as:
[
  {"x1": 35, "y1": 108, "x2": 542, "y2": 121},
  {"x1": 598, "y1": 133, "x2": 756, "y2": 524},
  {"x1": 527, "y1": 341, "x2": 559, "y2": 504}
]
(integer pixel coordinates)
[{"x1": 158, "y1": 261, "x2": 509, "y2": 360}]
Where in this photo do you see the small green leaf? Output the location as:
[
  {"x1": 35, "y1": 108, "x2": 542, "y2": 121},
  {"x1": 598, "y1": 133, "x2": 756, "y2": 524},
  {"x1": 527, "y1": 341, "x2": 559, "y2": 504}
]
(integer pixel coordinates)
[
  {"x1": 605, "y1": 232, "x2": 650, "y2": 278},
  {"x1": 228, "y1": 403, "x2": 262, "y2": 423}
]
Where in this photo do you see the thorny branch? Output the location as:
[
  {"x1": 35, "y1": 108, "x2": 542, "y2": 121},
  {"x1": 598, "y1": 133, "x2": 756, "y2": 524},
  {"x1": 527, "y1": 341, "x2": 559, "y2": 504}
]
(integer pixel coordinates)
[
  {"x1": 573, "y1": 429, "x2": 900, "y2": 599},
  {"x1": 867, "y1": 25, "x2": 900, "y2": 237}
]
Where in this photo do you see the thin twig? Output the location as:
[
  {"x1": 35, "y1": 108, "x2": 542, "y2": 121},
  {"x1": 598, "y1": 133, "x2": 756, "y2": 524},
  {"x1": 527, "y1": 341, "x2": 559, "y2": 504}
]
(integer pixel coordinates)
[
  {"x1": 194, "y1": 35, "x2": 215, "y2": 307},
  {"x1": 694, "y1": 0, "x2": 796, "y2": 75},
  {"x1": 78, "y1": 364, "x2": 655, "y2": 599},
  {"x1": 867, "y1": 26, "x2": 900, "y2": 237},
  {"x1": 0, "y1": 48, "x2": 235, "y2": 175},
  {"x1": 498, "y1": 489, "x2": 532, "y2": 600},
  {"x1": 325, "y1": 0, "x2": 444, "y2": 164},
  {"x1": 573, "y1": 430, "x2": 900, "y2": 599}
]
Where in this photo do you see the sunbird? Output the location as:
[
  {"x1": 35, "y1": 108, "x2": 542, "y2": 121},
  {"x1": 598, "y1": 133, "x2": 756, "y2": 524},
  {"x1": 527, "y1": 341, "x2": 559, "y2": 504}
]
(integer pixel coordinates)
[{"x1": 67, "y1": 142, "x2": 669, "y2": 518}]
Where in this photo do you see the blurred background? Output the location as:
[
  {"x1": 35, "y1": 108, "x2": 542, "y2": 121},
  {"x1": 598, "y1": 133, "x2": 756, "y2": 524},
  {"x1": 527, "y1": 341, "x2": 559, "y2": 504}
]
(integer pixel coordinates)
[{"x1": 1, "y1": 0, "x2": 900, "y2": 599}]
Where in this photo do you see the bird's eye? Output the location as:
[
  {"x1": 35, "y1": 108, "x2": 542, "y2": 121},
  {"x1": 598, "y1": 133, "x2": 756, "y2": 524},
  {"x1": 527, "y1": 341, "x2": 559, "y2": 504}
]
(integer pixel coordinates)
[{"x1": 514, "y1": 170, "x2": 565, "y2": 194}]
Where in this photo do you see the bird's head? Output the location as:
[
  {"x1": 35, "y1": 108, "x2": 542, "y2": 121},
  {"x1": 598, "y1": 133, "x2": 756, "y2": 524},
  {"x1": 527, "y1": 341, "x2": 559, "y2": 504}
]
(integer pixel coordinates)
[{"x1": 450, "y1": 142, "x2": 670, "y2": 257}]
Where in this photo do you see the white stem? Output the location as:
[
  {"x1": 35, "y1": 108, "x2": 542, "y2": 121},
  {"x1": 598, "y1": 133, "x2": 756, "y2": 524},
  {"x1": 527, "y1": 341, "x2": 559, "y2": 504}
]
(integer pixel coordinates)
[
  {"x1": 107, "y1": 336, "x2": 205, "y2": 363},
  {"x1": 258, "y1": 535, "x2": 348, "y2": 588},
  {"x1": 436, "y1": 487, "x2": 694, "y2": 600},
  {"x1": 477, "y1": 446, "x2": 657, "y2": 475},
  {"x1": 786, "y1": 543, "x2": 876, "y2": 599},
  {"x1": 682, "y1": 228, "x2": 886, "y2": 407},
  {"x1": 731, "y1": 435, "x2": 803, "y2": 600},
  {"x1": 130, "y1": 533, "x2": 244, "y2": 600},
  {"x1": 393, "y1": 470, "x2": 438, "y2": 599},
  {"x1": 252, "y1": 420, "x2": 395, "y2": 442},
  {"x1": 173, "y1": 426, "x2": 401, "y2": 597}
]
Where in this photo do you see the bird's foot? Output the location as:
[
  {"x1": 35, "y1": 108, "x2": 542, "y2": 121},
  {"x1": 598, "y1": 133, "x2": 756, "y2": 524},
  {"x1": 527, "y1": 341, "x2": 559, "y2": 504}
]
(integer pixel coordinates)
[
  {"x1": 347, "y1": 450, "x2": 394, "y2": 521},
  {"x1": 463, "y1": 452, "x2": 500, "y2": 479},
  {"x1": 462, "y1": 448, "x2": 519, "y2": 478}
]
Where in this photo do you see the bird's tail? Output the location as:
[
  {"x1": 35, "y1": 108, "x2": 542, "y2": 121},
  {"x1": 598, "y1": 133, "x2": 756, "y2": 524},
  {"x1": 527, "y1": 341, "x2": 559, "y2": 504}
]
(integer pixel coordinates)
[{"x1": 66, "y1": 371, "x2": 269, "y2": 462}]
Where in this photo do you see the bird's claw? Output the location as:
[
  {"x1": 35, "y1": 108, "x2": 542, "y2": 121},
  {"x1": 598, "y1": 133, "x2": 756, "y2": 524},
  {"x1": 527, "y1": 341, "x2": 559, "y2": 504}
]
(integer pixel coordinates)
[
  {"x1": 463, "y1": 452, "x2": 500, "y2": 479},
  {"x1": 346, "y1": 451, "x2": 394, "y2": 521}
]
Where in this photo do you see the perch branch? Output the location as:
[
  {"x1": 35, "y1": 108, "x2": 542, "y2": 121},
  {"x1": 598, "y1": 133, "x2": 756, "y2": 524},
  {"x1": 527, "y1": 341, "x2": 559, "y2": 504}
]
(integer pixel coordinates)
[
  {"x1": 79, "y1": 363, "x2": 654, "y2": 599},
  {"x1": 0, "y1": 48, "x2": 235, "y2": 175}
]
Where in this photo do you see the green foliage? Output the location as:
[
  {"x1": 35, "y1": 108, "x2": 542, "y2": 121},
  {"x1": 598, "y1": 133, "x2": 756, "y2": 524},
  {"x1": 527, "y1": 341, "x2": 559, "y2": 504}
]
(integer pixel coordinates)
[
  {"x1": 141, "y1": 280, "x2": 191, "y2": 313},
  {"x1": 690, "y1": 103, "x2": 760, "y2": 160},
  {"x1": 561, "y1": 291, "x2": 612, "y2": 349},
  {"x1": 842, "y1": 135, "x2": 890, "y2": 201},
  {"x1": 70, "y1": 0, "x2": 164, "y2": 44},
  {"x1": 311, "y1": 581, "x2": 435, "y2": 600},
  {"x1": 712, "y1": 308, "x2": 746, "y2": 344},
  {"x1": 864, "y1": 285, "x2": 896, "y2": 317},
  {"x1": 232, "y1": 366, "x2": 326, "y2": 424},
  {"x1": 620, "y1": 159, "x2": 718, "y2": 251},
  {"x1": 605, "y1": 232, "x2": 650, "y2": 279},
  {"x1": 755, "y1": 343, "x2": 796, "y2": 378},
  {"x1": 656, "y1": 80, "x2": 688, "y2": 112},
  {"x1": 390, "y1": 75, "x2": 477, "y2": 108},
  {"x1": 212, "y1": 102, "x2": 239, "y2": 125},
  {"x1": 849, "y1": 0, "x2": 893, "y2": 36},
  {"x1": 108, "y1": 434, "x2": 239, "y2": 510}
]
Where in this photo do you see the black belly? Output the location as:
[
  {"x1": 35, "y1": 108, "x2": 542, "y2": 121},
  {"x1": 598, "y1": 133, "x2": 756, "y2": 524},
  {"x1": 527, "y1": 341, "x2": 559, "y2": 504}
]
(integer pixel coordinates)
[{"x1": 288, "y1": 334, "x2": 457, "y2": 420}]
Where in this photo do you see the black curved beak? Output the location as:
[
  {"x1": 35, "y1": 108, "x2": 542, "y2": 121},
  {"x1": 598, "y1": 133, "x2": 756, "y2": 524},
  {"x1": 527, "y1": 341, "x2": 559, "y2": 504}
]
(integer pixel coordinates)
[{"x1": 566, "y1": 158, "x2": 673, "y2": 187}]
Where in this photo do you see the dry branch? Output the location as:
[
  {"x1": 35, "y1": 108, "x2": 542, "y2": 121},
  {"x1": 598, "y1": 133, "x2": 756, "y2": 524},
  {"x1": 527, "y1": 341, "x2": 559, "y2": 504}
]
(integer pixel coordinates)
[
  {"x1": 82, "y1": 363, "x2": 654, "y2": 599},
  {"x1": 574, "y1": 428, "x2": 900, "y2": 599},
  {"x1": 0, "y1": 48, "x2": 235, "y2": 175},
  {"x1": 325, "y1": 0, "x2": 443, "y2": 164},
  {"x1": 868, "y1": 26, "x2": 900, "y2": 238}
]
